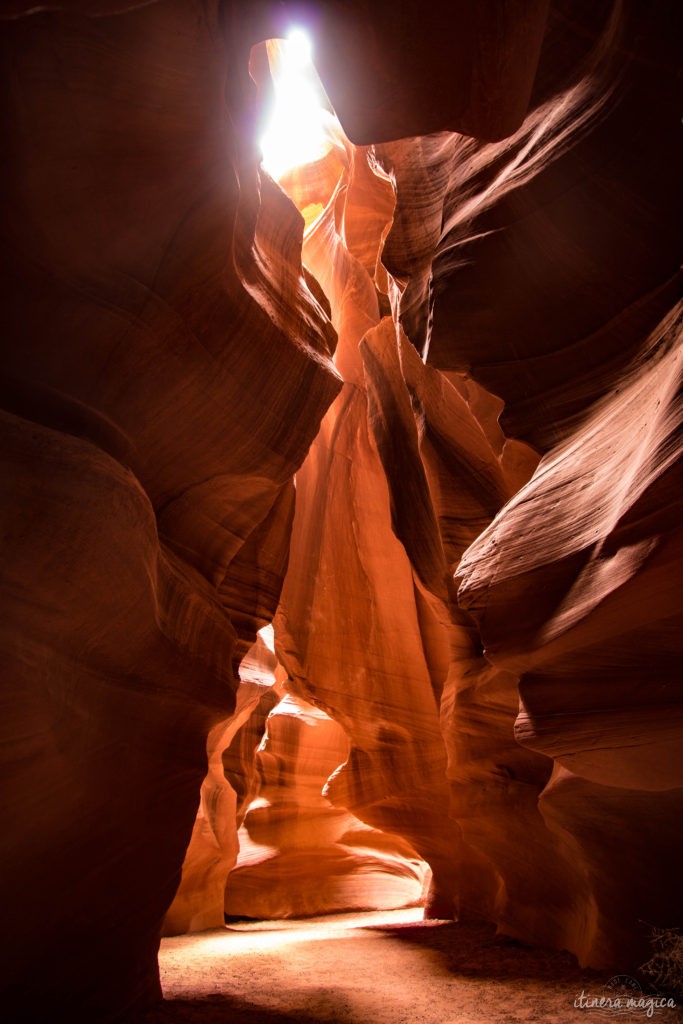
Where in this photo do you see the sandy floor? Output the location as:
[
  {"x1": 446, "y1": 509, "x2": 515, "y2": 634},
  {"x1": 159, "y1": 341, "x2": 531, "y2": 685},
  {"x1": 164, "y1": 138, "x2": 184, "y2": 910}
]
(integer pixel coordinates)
[{"x1": 136, "y1": 909, "x2": 682, "y2": 1024}]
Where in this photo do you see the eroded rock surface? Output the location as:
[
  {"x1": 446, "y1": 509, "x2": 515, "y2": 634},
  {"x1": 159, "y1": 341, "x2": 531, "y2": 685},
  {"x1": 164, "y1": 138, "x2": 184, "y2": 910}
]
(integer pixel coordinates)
[
  {"x1": 226, "y1": 692, "x2": 429, "y2": 919},
  {"x1": 1, "y1": 3, "x2": 339, "y2": 1018},
  {"x1": 162, "y1": 631, "x2": 286, "y2": 936},
  {"x1": 268, "y1": 0, "x2": 682, "y2": 971},
  {"x1": 2, "y1": 1, "x2": 681, "y2": 1019}
]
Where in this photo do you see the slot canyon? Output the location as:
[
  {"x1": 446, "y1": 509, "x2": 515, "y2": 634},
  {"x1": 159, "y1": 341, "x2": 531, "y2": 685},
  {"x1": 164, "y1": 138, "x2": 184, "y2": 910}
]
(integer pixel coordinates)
[{"x1": 1, "y1": 1, "x2": 681, "y2": 1022}]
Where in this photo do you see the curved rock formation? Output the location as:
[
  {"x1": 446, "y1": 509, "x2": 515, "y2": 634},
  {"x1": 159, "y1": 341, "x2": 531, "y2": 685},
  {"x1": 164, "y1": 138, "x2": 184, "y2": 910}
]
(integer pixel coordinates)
[
  {"x1": 1, "y1": 3, "x2": 339, "y2": 1018},
  {"x1": 2, "y1": 0, "x2": 681, "y2": 1019},
  {"x1": 269, "y1": 0, "x2": 682, "y2": 970},
  {"x1": 378, "y1": 1, "x2": 681, "y2": 450},
  {"x1": 162, "y1": 630, "x2": 286, "y2": 936},
  {"x1": 455, "y1": 306, "x2": 683, "y2": 965},
  {"x1": 226, "y1": 691, "x2": 429, "y2": 919}
]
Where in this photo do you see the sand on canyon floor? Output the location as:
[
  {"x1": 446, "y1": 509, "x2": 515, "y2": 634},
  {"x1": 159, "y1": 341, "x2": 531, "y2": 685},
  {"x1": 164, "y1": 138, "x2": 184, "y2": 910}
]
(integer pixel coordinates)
[{"x1": 136, "y1": 908, "x2": 682, "y2": 1024}]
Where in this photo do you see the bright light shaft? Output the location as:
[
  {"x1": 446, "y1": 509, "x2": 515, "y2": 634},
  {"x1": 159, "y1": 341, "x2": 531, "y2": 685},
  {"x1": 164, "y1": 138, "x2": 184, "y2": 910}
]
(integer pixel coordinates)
[{"x1": 260, "y1": 29, "x2": 331, "y2": 179}]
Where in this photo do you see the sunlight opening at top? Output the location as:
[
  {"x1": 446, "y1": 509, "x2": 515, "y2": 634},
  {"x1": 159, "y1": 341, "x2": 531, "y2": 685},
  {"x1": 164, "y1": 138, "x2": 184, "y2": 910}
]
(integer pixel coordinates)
[{"x1": 260, "y1": 28, "x2": 333, "y2": 180}]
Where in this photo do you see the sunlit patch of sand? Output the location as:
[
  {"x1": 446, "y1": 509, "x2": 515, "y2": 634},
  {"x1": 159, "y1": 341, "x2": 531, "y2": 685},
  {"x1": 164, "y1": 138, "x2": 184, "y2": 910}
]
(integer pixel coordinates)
[{"x1": 135, "y1": 909, "x2": 681, "y2": 1023}]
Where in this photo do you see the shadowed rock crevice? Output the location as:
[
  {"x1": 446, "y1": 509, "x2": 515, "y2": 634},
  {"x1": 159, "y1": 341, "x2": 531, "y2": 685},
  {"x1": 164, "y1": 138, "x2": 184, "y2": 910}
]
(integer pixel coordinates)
[{"x1": 1, "y1": 1, "x2": 681, "y2": 1020}]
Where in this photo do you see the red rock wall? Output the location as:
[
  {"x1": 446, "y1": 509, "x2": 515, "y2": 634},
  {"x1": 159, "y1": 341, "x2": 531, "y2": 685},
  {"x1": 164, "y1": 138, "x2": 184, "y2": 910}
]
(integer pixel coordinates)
[
  {"x1": 378, "y1": 0, "x2": 683, "y2": 967},
  {"x1": 268, "y1": 0, "x2": 682, "y2": 970},
  {"x1": 0, "y1": 3, "x2": 340, "y2": 1019},
  {"x1": 162, "y1": 630, "x2": 286, "y2": 936},
  {"x1": 226, "y1": 691, "x2": 429, "y2": 919},
  {"x1": 1, "y1": 0, "x2": 681, "y2": 1018}
]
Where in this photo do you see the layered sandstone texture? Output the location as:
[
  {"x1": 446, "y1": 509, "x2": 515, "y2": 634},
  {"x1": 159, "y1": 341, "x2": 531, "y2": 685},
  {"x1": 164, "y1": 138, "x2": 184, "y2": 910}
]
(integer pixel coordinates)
[
  {"x1": 225, "y1": 691, "x2": 429, "y2": 919},
  {"x1": 162, "y1": 629, "x2": 286, "y2": 936},
  {"x1": 1, "y1": 3, "x2": 341, "y2": 1019},
  {"x1": 1, "y1": 1, "x2": 681, "y2": 1021}
]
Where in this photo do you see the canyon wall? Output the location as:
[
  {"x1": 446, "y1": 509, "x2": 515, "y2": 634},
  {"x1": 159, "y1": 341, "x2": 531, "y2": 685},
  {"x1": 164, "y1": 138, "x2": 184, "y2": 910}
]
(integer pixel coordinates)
[
  {"x1": 225, "y1": 690, "x2": 429, "y2": 919},
  {"x1": 1, "y1": 1, "x2": 681, "y2": 1020},
  {"x1": 0, "y1": 3, "x2": 340, "y2": 1018}
]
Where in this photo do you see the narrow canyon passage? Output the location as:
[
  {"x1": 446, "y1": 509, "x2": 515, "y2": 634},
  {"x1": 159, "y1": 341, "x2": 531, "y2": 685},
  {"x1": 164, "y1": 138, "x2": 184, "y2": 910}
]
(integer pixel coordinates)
[
  {"x1": 1, "y1": 2, "x2": 681, "y2": 1021},
  {"x1": 139, "y1": 911, "x2": 682, "y2": 1024}
]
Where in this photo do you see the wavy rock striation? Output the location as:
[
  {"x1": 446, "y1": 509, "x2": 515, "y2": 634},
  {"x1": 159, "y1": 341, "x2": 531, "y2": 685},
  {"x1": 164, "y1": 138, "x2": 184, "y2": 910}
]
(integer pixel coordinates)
[
  {"x1": 226, "y1": 691, "x2": 429, "y2": 919},
  {"x1": 1, "y1": 0, "x2": 681, "y2": 1019},
  {"x1": 1, "y1": 3, "x2": 339, "y2": 1019},
  {"x1": 269, "y1": 0, "x2": 682, "y2": 971}
]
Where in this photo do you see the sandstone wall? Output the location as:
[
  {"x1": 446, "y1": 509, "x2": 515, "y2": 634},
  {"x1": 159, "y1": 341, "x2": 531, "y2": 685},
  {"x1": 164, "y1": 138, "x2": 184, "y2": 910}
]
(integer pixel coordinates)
[{"x1": 1, "y1": 2, "x2": 681, "y2": 1019}]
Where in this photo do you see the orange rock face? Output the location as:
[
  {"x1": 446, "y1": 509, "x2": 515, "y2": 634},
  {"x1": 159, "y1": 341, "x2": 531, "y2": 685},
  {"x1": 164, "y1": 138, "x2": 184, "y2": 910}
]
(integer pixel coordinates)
[
  {"x1": 0, "y1": 4, "x2": 340, "y2": 1018},
  {"x1": 1, "y1": 1, "x2": 681, "y2": 1019},
  {"x1": 226, "y1": 691, "x2": 429, "y2": 919},
  {"x1": 162, "y1": 631, "x2": 286, "y2": 936}
]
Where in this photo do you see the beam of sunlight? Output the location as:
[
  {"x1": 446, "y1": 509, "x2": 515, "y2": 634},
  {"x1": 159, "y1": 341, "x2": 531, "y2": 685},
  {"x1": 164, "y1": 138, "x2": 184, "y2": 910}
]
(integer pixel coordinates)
[
  {"x1": 260, "y1": 28, "x2": 334, "y2": 180},
  {"x1": 161, "y1": 908, "x2": 426, "y2": 958},
  {"x1": 257, "y1": 622, "x2": 275, "y2": 652}
]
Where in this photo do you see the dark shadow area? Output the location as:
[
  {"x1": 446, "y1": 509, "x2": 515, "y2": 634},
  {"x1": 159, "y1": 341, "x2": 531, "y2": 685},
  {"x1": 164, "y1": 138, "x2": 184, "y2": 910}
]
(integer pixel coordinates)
[
  {"x1": 362, "y1": 920, "x2": 605, "y2": 985},
  {"x1": 132, "y1": 919, "x2": 683, "y2": 1024},
  {"x1": 133, "y1": 997, "x2": 325, "y2": 1024}
]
